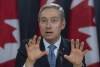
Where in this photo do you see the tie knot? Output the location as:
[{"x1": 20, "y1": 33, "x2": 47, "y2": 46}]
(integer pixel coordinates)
[{"x1": 48, "y1": 45, "x2": 56, "y2": 52}]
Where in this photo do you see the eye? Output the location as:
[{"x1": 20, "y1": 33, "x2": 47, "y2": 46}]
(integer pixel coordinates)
[
  {"x1": 40, "y1": 18, "x2": 47, "y2": 24},
  {"x1": 51, "y1": 19, "x2": 58, "y2": 24},
  {"x1": 41, "y1": 19, "x2": 46, "y2": 22}
]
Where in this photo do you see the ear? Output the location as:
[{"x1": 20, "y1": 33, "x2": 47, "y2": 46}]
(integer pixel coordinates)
[{"x1": 61, "y1": 18, "x2": 66, "y2": 30}]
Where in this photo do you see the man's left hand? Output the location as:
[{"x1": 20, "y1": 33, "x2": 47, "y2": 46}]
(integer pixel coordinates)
[{"x1": 64, "y1": 39, "x2": 88, "y2": 67}]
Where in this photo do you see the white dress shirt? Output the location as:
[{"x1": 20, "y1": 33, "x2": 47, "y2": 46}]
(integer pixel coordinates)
[{"x1": 43, "y1": 36, "x2": 61, "y2": 58}]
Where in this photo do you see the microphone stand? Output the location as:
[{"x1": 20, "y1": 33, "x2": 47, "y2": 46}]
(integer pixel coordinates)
[{"x1": 58, "y1": 50, "x2": 63, "y2": 67}]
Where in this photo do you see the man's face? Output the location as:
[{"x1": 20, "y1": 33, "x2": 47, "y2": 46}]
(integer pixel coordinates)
[{"x1": 39, "y1": 8, "x2": 66, "y2": 42}]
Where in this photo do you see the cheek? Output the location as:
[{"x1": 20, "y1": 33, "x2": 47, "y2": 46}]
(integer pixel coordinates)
[
  {"x1": 39, "y1": 25, "x2": 45, "y2": 32},
  {"x1": 40, "y1": 27, "x2": 44, "y2": 32},
  {"x1": 55, "y1": 24, "x2": 63, "y2": 30},
  {"x1": 54, "y1": 26, "x2": 62, "y2": 33}
]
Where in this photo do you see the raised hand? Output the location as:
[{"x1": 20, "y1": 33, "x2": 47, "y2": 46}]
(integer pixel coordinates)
[
  {"x1": 64, "y1": 39, "x2": 88, "y2": 67},
  {"x1": 25, "y1": 35, "x2": 47, "y2": 67}
]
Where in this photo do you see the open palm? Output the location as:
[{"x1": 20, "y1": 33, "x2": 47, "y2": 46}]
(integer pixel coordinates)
[
  {"x1": 25, "y1": 35, "x2": 47, "y2": 62},
  {"x1": 64, "y1": 39, "x2": 87, "y2": 65}
]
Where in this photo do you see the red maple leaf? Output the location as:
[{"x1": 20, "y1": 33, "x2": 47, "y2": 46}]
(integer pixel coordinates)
[
  {"x1": 0, "y1": 20, "x2": 17, "y2": 48},
  {"x1": 0, "y1": 0, "x2": 18, "y2": 48},
  {"x1": 68, "y1": 0, "x2": 95, "y2": 50}
]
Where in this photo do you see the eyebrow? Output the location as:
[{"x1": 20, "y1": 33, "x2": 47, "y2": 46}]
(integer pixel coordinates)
[
  {"x1": 40, "y1": 17, "x2": 46, "y2": 19},
  {"x1": 40, "y1": 16, "x2": 59, "y2": 19},
  {"x1": 51, "y1": 17, "x2": 59, "y2": 19}
]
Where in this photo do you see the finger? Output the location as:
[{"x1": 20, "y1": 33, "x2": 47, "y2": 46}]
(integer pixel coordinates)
[
  {"x1": 41, "y1": 51, "x2": 48, "y2": 56},
  {"x1": 32, "y1": 35, "x2": 37, "y2": 45},
  {"x1": 37, "y1": 37, "x2": 41, "y2": 45},
  {"x1": 71, "y1": 39, "x2": 74, "y2": 49},
  {"x1": 25, "y1": 44, "x2": 29, "y2": 51},
  {"x1": 64, "y1": 55, "x2": 70, "y2": 60},
  {"x1": 80, "y1": 42, "x2": 84, "y2": 51},
  {"x1": 83, "y1": 50, "x2": 88, "y2": 56},
  {"x1": 28, "y1": 39, "x2": 32, "y2": 47},
  {"x1": 76, "y1": 39, "x2": 79, "y2": 49}
]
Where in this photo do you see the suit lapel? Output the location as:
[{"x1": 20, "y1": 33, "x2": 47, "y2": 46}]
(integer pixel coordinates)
[
  {"x1": 39, "y1": 37, "x2": 72, "y2": 67},
  {"x1": 39, "y1": 38, "x2": 50, "y2": 67},
  {"x1": 56, "y1": 37, "x2": 71, "y2": 67}
]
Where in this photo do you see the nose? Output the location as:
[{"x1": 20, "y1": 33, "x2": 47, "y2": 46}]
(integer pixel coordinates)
[{"x1": 46, "y1": 21, "x2": 51, "y2": 28}]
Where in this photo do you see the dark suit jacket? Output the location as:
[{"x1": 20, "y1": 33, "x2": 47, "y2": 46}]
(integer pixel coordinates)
[{"x1": 15, "y1": 37, "x2": 86, "y2": 67}]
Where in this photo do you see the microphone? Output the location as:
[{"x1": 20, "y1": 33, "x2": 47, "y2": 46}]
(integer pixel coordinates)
[{"x1": 58, "y1": 50, "x2": 63, "y2": 67}]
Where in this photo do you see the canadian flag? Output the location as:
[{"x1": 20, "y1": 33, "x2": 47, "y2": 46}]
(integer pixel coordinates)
[
  {"x1": 68, "y1": 0, "x2": 100, "y2": 67},
  {"x1": 40, "y1": 0, "x2": 56, "y2": 7},
  {"x1": 0, "y1": 0, "x2": 20, "y2": 67}
]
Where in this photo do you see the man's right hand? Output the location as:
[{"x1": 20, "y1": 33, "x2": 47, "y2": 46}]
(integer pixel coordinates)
[{"x1": 25, "y1": 35, "x2": 47, "y2": 67}]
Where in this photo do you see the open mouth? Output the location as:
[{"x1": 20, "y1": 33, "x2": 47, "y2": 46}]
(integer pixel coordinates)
[{"x1": 45, "y1": 32, "x2": 53, "y2": 34}]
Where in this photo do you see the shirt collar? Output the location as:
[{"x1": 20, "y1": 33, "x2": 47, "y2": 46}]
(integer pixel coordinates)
[{"x1": 43, "y1": 36, "x2": 61, "y2": 49}]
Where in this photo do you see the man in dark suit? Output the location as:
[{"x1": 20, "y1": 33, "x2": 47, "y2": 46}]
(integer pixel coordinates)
[{"x1": 15, "y1": 3, "x2": 87, "y2": 67}]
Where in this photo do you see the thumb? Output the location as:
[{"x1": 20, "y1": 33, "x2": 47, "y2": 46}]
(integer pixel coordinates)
[
  {"x1": 83, "y1": 50, "x2": 88, "y2": 56},
  {"x1": 25, "y1": 44, "x2": 29, "y2": 51},
  {"x1": 64, "y1": 55, "x2": 69, "y2": 60},
  {"x1": 41, "y1": 51, "x2": 48, "y2": 56}
]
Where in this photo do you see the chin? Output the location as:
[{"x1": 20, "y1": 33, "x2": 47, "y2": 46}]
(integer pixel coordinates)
[
  {"x1": 45, "y1": 36, "x2": 53, "y2": 39},
  {"x1": 43, "y1": 36, "x2": 54, "y2": 40}
]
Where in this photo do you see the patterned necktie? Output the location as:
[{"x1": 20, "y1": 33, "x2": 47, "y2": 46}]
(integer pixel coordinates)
[{"x1": 48, "y1": 45, "x2": 56, "y2": 67}]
